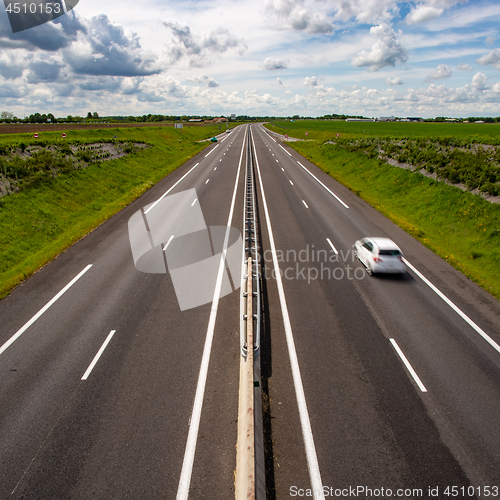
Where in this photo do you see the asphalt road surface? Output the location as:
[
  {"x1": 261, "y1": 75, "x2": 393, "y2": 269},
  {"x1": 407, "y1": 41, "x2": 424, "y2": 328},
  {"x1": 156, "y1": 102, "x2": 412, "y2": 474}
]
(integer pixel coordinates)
[{"x1": 0, "y1": 123, "x2": 499, "y2": 499}]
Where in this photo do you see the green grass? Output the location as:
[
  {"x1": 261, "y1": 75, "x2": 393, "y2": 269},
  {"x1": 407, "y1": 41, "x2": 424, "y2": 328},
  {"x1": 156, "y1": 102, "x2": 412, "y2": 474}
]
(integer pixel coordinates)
[
  {"x1": 268, "y1": 119, "x2": 500, "y2": 143},
  {"x1": 0, "y1": 125, "x2": 222, "y2": 298},
  {"x1": 265, "y1": 122, "x2": 500, "y2": 299}
]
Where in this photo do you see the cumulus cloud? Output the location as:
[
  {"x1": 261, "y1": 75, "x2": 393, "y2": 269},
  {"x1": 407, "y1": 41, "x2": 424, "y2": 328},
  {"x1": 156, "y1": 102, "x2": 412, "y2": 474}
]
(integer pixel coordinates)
[
  {"x1": 0, "y1": 10, "x2": 85, "y2": 52},
  {"x1": 0, "y1": 53, "x2": 24, "y2": 79},
  {"x1": 334, "y1": 0, "x2": 398, "y2": 24},
  {"x1": 477, "y1": 48, "x2": 500, "y2": 70},
  {"x1": 26, "y1": 60, "x2": 64, "y2": 84},
  {"x1": 263, "y1": 56, "x2": 288, "y2": 70},
  {"x1": 351, "y1": 24, "x2": 407, "y2": 71},
  {"x1": 303, "y1": 75, "x2": 318, "y2": 86},
  {"x1": 63, "y1": 14, "x2": 160, "y2": 77},
  {"x1": 425, "y1": 64, "x2": 452, "y2": 81},
  {"x1": 456, "y1": 63, "x2": 473, "y2": 71},
  {"x1": 386, "y1": 77, "x2": 403, "y2": 85},
  {"x1": 186, "y1": 74, "x2": 220, "y2": 87},
  {"x1": 163, "y1": 22, "x2": 247, "y2": 68},
  {"x1": 405, "y1": 5, "x2": 444, "y2": 24},
  {"x1": 263, "y1": 0, "x2": 334, "y2": 33},
  {"x1": 472, "y1": 72, "x2": 488, "y2": 91}
]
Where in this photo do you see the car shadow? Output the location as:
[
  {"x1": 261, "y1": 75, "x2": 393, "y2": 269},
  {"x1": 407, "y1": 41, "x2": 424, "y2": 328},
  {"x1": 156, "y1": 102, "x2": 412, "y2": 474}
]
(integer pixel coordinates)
[{"x1": 372, "y1": 271, "x2": 415, "y2": 283}]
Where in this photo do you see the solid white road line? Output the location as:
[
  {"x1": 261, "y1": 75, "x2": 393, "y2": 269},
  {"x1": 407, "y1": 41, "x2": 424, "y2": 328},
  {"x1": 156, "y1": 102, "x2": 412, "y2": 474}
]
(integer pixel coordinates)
[
  {"x1": 176, "y1": 126, "x2": 246, "y2": 500},
  {"x1": 145, "y1": 163, "x2": 200, "y2": 215},
  {"x1": 81, "y1": 330, "x2": 116, "y2": 380},
  {"x1": 251, "y1": 128, "x2": 325, "y2": 500},
  {"x1": 389, "y1": 338, "x2": 427, "y2": 393},
  {"x1": 296, "y1": 161, "x2": 349, "y2": 209},
  {"x1": 0, "y1": 265, "x2": 93, "y2": 356},
  {"x1": 402, "y1": 258, "x2": 500, "y2": 355},
  {"x1": 326, "y1": 238, "x2": 338, "y2": 255}
]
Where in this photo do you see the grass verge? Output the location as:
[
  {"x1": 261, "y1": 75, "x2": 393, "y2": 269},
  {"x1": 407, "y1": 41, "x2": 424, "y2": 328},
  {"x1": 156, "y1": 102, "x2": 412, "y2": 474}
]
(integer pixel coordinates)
[
  {"x1": 0, "y1": 125, "x2": 222, "y2": 298},
  {"x1": 286, "y1": 138, "x2": 500, "y2": 300}
]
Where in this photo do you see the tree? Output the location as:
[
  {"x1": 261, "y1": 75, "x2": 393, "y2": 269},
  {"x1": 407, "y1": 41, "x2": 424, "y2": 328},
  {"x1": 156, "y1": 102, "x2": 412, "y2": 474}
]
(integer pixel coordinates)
[
  {"x1": 87, "y1": 112, "x2": 92, "y2": 119},
  {"x1": 92, "y1": 112, "x2": 99, "y2": 119}
]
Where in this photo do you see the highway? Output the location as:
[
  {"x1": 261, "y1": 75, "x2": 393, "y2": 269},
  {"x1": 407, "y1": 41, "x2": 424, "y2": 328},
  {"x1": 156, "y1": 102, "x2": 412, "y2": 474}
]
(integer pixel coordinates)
[{"x1": 0, "y1": 123, "x2": 499, "y2": 499}]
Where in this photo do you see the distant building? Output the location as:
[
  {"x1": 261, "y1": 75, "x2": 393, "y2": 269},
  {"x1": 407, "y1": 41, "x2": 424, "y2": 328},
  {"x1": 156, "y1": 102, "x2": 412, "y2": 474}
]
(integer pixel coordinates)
[
  {"x1": 378, "y1": 116, "x2": 395, "y2": 122},
  {"x1": 407, "y1": 117, "x2": 422, "y2": 122},
  {"x1": 207, "y1": 117, "x2": 227, "y2": 123}
]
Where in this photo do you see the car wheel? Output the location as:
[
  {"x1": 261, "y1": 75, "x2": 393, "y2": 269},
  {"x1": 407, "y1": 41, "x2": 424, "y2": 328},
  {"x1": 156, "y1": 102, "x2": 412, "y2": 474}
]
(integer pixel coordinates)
[{"x1": 366, "y1": 265, "x2": 373, "y2": 276}]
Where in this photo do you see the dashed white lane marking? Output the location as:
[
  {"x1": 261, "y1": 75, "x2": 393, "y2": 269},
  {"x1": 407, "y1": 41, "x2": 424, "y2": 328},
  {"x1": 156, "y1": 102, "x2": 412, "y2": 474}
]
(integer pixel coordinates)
[
  {"x1": 204, "y1": 144, "x2": 219, "y2": 157},
  {"x1": 81, "y1": 330, "x2": 116, "y2": 380},
  {"x1": 145, "y1": 163, "x2": 200, "y2": 215},
  {"x1": 279, "y1": 144, "x2": 292, "y2": 156},
  {"x1": 296, "y1": 161, "x2": 349, "y2": 209},
  {"x1": 389, "y1": 339, "x2": 427, "y2": 392},
  {"x1": 326, "y1": 238, "x2": 338, "y2": 255},
  {"x1": 402, "y1": 258, "x2": 500, "y2": 355},
  {"x1": 163, "y1": 235, "x2": 175, "y2": 251},
  {"x1": 302, "y1": 200, "x2": 309, "y2": 208},
  {"x1": 0, "y1": 265, "x2": 93, "y2": 356}
]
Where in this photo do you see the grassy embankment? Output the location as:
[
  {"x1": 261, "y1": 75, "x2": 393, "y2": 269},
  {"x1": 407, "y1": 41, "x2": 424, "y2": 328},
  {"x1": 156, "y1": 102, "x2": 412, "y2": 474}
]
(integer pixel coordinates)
[
  {"x1": 265, "y1": 121, "x2": 500, "y2": 299},
  {"x1": 0, "y1": 125, "x2": 221, "y2": 298}
]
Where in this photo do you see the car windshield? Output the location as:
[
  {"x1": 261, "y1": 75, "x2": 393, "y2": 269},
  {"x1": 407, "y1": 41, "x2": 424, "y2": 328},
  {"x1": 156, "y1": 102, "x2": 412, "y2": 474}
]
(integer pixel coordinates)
[{"x1": 379, "y1": 249, "x2": 400, "y2": 256}]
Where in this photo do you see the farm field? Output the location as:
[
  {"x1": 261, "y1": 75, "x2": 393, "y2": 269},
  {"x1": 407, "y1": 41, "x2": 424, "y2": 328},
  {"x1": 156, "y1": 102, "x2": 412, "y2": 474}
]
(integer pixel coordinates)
[
  {"x1": 268, "y1": 119, "x2": 500, "y2": 141},
  {"x1": 265, "y1": 120, "x2": 500, "y2": 299},
  {"x1": 0, "y1": 125, "x2": 221, "y2": 298}
]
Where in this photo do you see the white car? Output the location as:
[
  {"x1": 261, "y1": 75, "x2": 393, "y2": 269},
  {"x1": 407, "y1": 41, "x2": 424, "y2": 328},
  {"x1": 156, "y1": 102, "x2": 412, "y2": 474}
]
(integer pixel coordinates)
[{"x1": 354, "y1": 237, "x2": 407, "y2": 275}]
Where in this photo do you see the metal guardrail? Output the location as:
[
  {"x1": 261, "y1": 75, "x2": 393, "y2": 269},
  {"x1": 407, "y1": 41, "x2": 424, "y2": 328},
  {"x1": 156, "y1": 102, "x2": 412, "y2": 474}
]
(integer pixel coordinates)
[
  {"x1": 241, "y1": 127, "x2": 261, "y2": 358},
  {"x1": 236, "y1": 126, "x2": 265, "y2": 500}
]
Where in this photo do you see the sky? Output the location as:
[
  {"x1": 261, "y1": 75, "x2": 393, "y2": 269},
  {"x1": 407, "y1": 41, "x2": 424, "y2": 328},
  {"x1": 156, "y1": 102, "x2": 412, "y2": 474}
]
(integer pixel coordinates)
[{"x1": 1, "y1": 0, "x2": 500, "y2": 118}]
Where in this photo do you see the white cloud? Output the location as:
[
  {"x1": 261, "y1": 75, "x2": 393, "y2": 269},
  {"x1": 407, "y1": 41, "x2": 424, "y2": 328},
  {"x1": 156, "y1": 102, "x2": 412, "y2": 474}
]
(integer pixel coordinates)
[
  {"x1": 62, "y1": 14, "x2": 160, "y2": 77},
  {"x1": 477, "y1": 48, "x2": 500, "y2": 70},
  {"x1": 386, "y1": 77, "x2": 403, "y2": 85},
  {"x1": 486, "y1": 36, "x2": 495, "y2": 46},
  {"x1": 263, "y1": 0, "x2": 334, "y2": 33},
  {"x1": 456, "y1": 63, "x2": 473, "y2": 71},
  {"x1": 352, "y1": 24, "x2": 407, "y2": 71},
  {"x1": 472, "y1": 72, "x2": 488, "y2": 91},
  {"x1": 186, "y1": 74, "x2": 220, "y2": 88},
  {"x1": 406, "y1": 5, "x2": 444, "y2": 24},
  {"x1": 333, "y1": 0, "x2": 399, "y2": 24},
  {"x1": 263, "y1": 57, "x2": 288, "y2": 70},
  {"x1": 303, "y1": 76, "x2": 318, "y2": 86},
  {"x1": 425, "y1": 64, "x2": 452, "y2": 81},
  {"x1": 162, "y1": 22, "x2": 247, "y2": 68}
]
